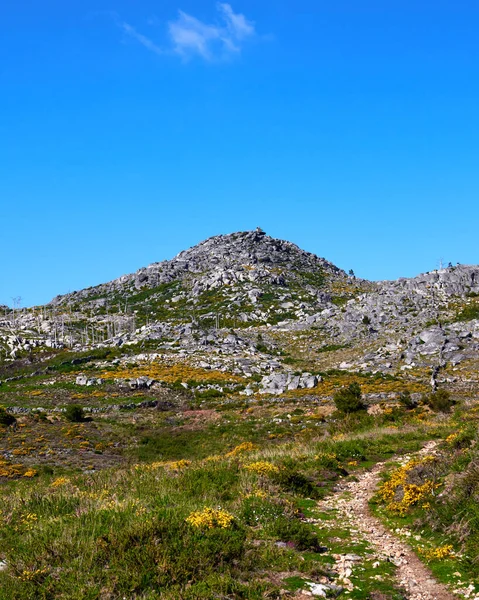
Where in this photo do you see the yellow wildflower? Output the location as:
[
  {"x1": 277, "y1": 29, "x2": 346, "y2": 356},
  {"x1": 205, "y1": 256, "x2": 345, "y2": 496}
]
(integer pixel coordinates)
[
  {"x1": 186, "y1": 507, "x2": 234, "y2": 529},
  {"x1": 243, "y1": 461, "x2": 280, "y2": 476},
  {"x1": 226, "y1": 442, "x2": 257, "y2": 458}
]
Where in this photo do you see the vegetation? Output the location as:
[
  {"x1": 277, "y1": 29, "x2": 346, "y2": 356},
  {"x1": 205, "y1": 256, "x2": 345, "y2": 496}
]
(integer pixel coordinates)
[
  {"x1": 0, "y1": 416, "x2": 452, "y2": 599},
  {"x1": 372, "y1": 414, "x2": 479, "y2": 588},
  {"x1": 333, "y1": 382, "x2": 366, "y2": 413},
  {"x1": 423, "y1": 389, "x2": 455, "y2": 413},
  {"x1": 398, "y1": 390, "x2": 417, "y2": 410},
  {"x1": 0, "y1": 407, "x2": 16, "y2": 426},
  {"x1": 455, "y1": 302, "x2": 479, "y2": 322},
  {"x1": 1, "y1": 261, "x2": 478, "y2": 598},
  {"x1": 64, "y1": 404, "x2": 85, "y2": 423}
]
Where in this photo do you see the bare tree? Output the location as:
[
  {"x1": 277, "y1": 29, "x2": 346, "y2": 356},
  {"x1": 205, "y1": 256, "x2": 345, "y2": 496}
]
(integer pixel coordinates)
[{"x1": 11, "y1": 296, "x2": 22, "y2": 327}]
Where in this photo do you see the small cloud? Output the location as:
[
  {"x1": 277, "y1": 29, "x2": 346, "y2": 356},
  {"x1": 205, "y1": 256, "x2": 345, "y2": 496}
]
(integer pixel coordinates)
[
  {"x1": 117, "y1": 3, "x2": 256, "y2": 62},
  {"x1": 217, "y1": 3, "x2": 255, "y2": 40},
  {"x1": 169, "y1": 11, "x2": 223, "y2": 60},
  {"x1": 120, "y1": 22, "x2": 164, "y2": 56},
  {"x1": 169, "y1": 3, "x2": 255, "y2": 60}
]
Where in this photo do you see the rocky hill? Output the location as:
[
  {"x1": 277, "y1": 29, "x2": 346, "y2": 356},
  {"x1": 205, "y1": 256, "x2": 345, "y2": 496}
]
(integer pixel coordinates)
[
  {"x1": 2, "y1": 229, "x2": 479, "y2": 397},
  {"x1": 52, "y1": 228, "x2": 346, "y2": 301}
]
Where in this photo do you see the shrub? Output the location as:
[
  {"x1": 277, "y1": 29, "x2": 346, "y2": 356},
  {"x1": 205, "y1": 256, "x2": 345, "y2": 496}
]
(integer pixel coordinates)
[
  {"x1": 274, "y1": 467, "x2": 320, "y2": 498},
  {"x1": 64, "y1": 404, "x2": 85, "y2": 422},
  {"x1": 269, "y1": 515, "x2": 326, "y2": 552},
  {"x1": 362, "y1": 315, "x2": 371, "y2": 325},
  {"x1": 424, "y1": 390, "x2": 455, "y2": 413},
  {"x1": 240, "y1": 496, "x2": 284, "y2": 527},
  {"x1": 398, "y1": 391, "x2": 417, "y2": 410},
  {"x1": 195, "y1": 389, "x2": 224, "y2": 399},
  {"x1": 34, "y1": 410, "x2": 48, "y2": 422},
  {"x1": 0, "y1": 408, "x2": 16, "y2": 427},
  {"x1": 244, "y1": 462, "x2": 280, "y2": 476},
  {"x1": 333, "y1": 382, "x2": 365, "y2": 413},
  {"x1": 186, "y1": 508, "x2": 235, "y2": 530},
  {"x1": 456, "y1": 305, "x2": 479, "y2": 322}
]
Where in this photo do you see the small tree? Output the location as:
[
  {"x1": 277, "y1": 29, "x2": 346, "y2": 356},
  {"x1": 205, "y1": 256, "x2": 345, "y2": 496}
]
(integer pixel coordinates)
[
  {"x1": 424, "y1": 390, "x2": 455, "y2": 413},
  {"x1": 398, "y1": 390, "x2": 416, "y2": 410},
  {"x1": 0, "y1": 408, "x2": 16, "y2": 427},
  {"x1": 334, "y1": 382, "x2": 365, "y2": 413},
  {"x1": 65, "y1": 404, "x2": 85, "y2": 423}
]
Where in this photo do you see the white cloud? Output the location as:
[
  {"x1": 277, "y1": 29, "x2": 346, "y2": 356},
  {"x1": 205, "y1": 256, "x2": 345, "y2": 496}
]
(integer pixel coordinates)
[
  {"x1": 120, "y1": 22, "x2": 164, "y2": 56},
  {"x1": 169, "y1": 3, "x2": 255, "y2": 59},
  {"x1": 217, "y1": 3, "x2": 255, "y2": 40},
  {"x1": 119, "y1": 4, "x2": 256, "y2": 62},
  {"x1": 168, "y1": 11, "x2": 223, "y2": 59}
]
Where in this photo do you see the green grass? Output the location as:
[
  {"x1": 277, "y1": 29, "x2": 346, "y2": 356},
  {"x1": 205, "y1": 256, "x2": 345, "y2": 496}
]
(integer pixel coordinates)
[
  {"x1": 455, "y1": 303, "x2": 479, "y2": 322},
  {"x1": 371, "y1": 415, "x2": 479, "y2": 590},
  {"x1": 0, "y1": 419, "x2": 454, "y2": 599},
  {"x1": 1, "y1": 336, "x2": 477, "y2": 599}
]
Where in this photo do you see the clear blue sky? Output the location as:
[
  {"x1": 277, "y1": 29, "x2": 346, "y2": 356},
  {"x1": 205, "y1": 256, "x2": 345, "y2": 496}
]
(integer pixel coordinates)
[{"x1": 1, "y1": 1, "x2": 479, "y2": 307}]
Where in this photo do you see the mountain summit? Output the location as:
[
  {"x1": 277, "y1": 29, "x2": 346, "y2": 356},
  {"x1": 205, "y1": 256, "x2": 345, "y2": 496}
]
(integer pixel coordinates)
[{"x1": 51, "y1": 229, "x2": 349, "y2": 306}]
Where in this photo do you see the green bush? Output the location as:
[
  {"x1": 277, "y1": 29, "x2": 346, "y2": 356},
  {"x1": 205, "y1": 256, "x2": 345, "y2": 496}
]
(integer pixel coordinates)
[
  {"x1": 0, "y1": 408, "x2": 16, "y2": 426},
  {"x1": 456, "y1": 304, "x2": 479, "y2": 322},
  {"x1": 268, "y1": 515, "x2": 326, "y2": 552},
  {"x1": 398, "y1": 391, "x2": 417, "y2": 410},
  {"x1": 64, "y1": 404, "x2": 85, "y2": 422},
  {"x1": 333, "y1": 382, "x2": 366, "y2": 413},
  {"x1": 274, "y1": 467, "x2": 320, "y2": 499},
  {"x1": 195, "y1": 389, "x2": 224, "y2": 399},
  {"x1": 424, "y1": 390, "x2": 455, "y2": 413}
]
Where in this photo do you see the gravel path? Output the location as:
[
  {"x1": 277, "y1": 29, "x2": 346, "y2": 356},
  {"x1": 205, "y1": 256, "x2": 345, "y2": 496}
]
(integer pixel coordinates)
[{"x1": 316, "y1": 442, "x2": 456, "y2": 600}]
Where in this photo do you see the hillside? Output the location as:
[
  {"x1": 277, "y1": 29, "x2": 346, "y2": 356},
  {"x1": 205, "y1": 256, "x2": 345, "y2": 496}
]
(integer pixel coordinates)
[
  {"x1": 2, "y1": 229, "x2": 479, "y2": 397},
  {"x1": 0, "y1": 230, "x2": 479, "y2": 599}
]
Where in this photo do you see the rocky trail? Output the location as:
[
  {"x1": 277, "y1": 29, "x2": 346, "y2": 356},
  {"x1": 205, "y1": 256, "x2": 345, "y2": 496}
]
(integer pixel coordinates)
[{"x1": 312, "y1": 442, "x2": 458, "y2": 600}]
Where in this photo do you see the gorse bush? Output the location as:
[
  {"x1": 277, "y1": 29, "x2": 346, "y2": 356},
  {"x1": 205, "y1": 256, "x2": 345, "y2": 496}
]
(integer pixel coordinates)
[{"x1": 333, "y1": 382, "x2": 366, "y2": 413}]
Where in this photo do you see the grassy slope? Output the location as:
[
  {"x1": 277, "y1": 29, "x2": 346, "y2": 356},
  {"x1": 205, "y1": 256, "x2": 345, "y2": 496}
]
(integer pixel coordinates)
[{"x1": 0, "y1": 342, "x2": 478, "y2": 598}]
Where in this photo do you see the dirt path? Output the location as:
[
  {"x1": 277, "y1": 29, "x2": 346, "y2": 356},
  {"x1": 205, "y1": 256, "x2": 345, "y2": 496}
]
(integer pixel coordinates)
[{"x1": 316, "y1": 442, "x2": 456, "y2": 600}]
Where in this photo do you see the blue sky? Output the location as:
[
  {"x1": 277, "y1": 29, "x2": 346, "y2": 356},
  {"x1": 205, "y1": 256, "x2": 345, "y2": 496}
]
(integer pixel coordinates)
[{"x1": 1, "y1": 1, "x2": 479, "y2": 307}]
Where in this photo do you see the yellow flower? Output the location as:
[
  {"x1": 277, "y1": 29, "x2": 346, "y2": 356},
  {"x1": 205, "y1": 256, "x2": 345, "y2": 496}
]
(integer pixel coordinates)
[
  {"x1": 23, "y1": 469, "x2": 38, "y2": 478},
  {"x1": 419, "y1": 545, "x2": 455, "y2": 561},
  {"x1": 378, "y1": 457, "x2": 437, "y2": 516},
  {"x1": 243, "y1": 461, "x2": 280, "y2": 476},
  {"x1": 19, "y1": 568, "x2": 48, "y2": 581},
  {"x1": 204, "y1": 455, "x2": 222, "y2": 463},
  {"x1": 226, "y1": 442, "x2": 257, "y2": 458},
  {"x1": 186, "y1": 507, "x2": 235, "y2": 529},
  {"x1": 51, "y1": 476, "x2": 70, "y2": 487},
  {"x1": 243, "y1": 489, "x2": 269, "y2": 499}
]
